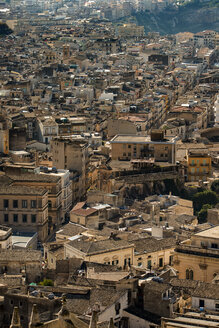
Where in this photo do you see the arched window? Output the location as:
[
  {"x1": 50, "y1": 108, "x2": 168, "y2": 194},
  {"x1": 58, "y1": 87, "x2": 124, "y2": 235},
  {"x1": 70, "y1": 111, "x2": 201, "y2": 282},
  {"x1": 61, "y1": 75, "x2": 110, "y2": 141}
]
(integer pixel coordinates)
[
  {"x1": 186, "y1": 269, "x2": 193, "y2": 280},
  {"x1": 189, "y1": 270, "x2": 194, "y2": 280}
]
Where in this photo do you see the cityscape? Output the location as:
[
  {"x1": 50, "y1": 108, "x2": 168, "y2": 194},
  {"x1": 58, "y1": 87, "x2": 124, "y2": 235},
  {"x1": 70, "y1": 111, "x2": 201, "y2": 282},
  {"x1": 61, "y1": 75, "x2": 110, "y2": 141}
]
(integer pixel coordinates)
[{"x1": 0, "y1": 0, "x2": 218, "y2": 327}]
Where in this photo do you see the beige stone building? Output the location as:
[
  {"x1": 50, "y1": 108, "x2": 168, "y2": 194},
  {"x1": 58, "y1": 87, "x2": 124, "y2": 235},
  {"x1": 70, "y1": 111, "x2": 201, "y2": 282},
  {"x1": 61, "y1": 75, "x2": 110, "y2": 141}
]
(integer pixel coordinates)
[
  {"x1": 107, "y1": 118, "x2": 137, "y2": 138},
  {"x1": 173, "y1": 226, "x2": 219, "y2": 282},
  {"x1": 133, "y1": 237, "x2": 176, "y2": 270},
  {"x1": 168, "y1": 105, "x2": 208, "y2": 130},
  {"x1": 0, "y1": 249, "x2": 42, "y2": 282},
  {"x1": 64, "y1": 236, "x2": 134, "y2": 268},
  {"x1": 51, "y1": 136, "x2": 89, "y2": 202},
  {"x1": 44, "y1": 242, "x2": 64, "y2": 270},
  {"x1": 70, "y1": 202, "x2": 109, "y2": 229},
  {"x1": 0, "y1": 186, "x2": 48, "y2": 241},
  {"x1": 9, "y1": 173, "x2": 62, "y2": 233},
  {"x1": 110, "y1": 131, "x2": 177, "y2": 163},
  {"x1": 0, "y1": 115, "x2": 9, "y2": 154}
]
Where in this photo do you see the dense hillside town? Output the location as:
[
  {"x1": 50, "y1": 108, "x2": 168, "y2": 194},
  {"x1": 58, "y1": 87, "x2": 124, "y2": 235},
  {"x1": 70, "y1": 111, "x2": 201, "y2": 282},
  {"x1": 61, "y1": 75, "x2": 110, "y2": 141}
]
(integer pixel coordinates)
[{"x1": 0, "y1": 3, "x2": 218, "y2": 327}]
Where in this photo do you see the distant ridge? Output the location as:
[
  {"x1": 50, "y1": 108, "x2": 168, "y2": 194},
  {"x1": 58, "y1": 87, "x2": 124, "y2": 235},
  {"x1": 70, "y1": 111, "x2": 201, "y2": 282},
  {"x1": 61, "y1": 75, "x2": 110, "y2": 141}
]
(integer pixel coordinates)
[{"x1": 132, "y1": 1, "x2": 219, "y2": 35}]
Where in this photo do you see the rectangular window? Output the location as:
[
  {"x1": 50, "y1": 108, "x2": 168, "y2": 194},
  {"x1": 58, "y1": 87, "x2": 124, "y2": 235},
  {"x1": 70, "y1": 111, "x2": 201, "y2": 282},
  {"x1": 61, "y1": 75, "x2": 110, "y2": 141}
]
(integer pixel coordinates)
[
  {"x1": 4, "y1": 214, "x2": 8, "y2": 222},
  {"x1": 147, "y1": 260, "x2": 152, "y2": 269},
  {"x1": 215, "y1": 303, "x2": 219, "y2": 310},
  {"x1": 22, "y1": 200, "x2": 27, "y2": 208},
  {"x1": 13, "y1": 214, "x2": 18, "y2": 222},
  {"x1": 159, "y1": 258, "x2": 163, "y2": 267},
  {"x1": 31, "y1": 200, "x2": 36, "y2": 208},
  {"x1": 4, "y1": 199, "x2": 8, "y2": 208},
  {"x1": 115, "y1": 303, "x2": 120, "y2": 316},
  {"x1": 31, "y1": 215, "x2": 36, "y2": 223},
  {"x1": 199, "y1": 299, "x2": 205, "y2": 308},
  {"x1": 22, "y1": 214, "x2": 27, "y2": 223},
  {"x1": 211, "y1": 243, "x2": 218, "y2": 249},
  {"x1": 13, "y1": 200, "x2": 18, "y2": 208},
  {"x1": 169, "y1": 256, "x2": 173, "y2": 265}
]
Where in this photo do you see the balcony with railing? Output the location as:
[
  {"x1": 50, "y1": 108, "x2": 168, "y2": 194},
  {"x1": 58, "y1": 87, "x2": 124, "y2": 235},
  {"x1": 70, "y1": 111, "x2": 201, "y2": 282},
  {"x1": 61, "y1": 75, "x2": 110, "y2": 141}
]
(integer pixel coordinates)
[{"x1": 175, "y1": 243, "x2": 219, "y2": 259}]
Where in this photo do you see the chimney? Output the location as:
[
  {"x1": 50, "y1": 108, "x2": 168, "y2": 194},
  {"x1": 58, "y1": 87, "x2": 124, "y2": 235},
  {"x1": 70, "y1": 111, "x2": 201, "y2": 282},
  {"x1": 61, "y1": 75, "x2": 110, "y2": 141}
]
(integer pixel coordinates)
[
  {"x1": 58, "y1": 295, "x2": 70, "y2": 320},
  {"x1": 29, "y1": 304, "x2": 42, "y2": 328},
  {"x1": 89, "y1": 304, "x2": 100, "y2": 328},
  {"x1": 10, "y1": 307, "x2": 22, "y2": 328},
  {"x1": 108, "y1": 318, "x2": 115, "y2": 328}
]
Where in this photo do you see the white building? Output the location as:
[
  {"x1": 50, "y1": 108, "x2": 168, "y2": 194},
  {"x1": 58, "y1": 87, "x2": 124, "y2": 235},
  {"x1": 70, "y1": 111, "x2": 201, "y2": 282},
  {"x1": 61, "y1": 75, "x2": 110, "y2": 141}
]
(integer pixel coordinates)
[
  {"x1": 193, "y1": 30, "x2": 217, "y2": 48},
  {"x1": 39, "y1": 168, "x2": 72, "y2": 221},
  {"x1": 37, "y1": 116, "x2": 59, "y2": 146},
  {"x1": 192, "y1": 282, "x2": 219, "y2": 312}
]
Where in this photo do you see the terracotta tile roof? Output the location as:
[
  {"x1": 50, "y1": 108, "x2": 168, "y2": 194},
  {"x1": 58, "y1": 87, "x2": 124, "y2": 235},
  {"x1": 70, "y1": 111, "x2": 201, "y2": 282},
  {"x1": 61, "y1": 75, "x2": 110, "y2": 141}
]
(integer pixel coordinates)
[
  {"x1": 72, "y1": 202, "x2": 86, "y2": 211},
  {"x1": 71, "y1": 208, "x2": 98, "y2": 217}
]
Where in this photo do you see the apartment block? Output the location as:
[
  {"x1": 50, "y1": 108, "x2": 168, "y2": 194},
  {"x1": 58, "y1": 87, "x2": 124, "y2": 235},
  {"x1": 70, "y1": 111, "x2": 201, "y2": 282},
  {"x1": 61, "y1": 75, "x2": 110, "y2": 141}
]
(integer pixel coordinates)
[
  {"x1": 51, "y1": 136, "x2": 89, "y2": 202},
  {"x1": 9, "y1": 173, "x2": 62, "y2": 233},
  {"x1": 110, "y1": 131, "x2": 177, "y2": 164},
  {"x1": 186, "y1": 149, "x2": 212, "y2": 182},
  {"x1": 39, "y1": 167, "x2": 72, "y2": 221},
  {"x1": 0, "y1": 186, "x2": 48, "y2": 241}
]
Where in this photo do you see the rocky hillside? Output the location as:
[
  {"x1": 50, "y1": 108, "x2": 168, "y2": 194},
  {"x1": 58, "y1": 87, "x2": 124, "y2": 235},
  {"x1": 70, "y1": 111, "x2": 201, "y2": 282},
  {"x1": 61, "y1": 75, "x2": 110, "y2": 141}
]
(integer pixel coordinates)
[{"x1": 134, "y1": 3, "x2": 219, "y2": 35}]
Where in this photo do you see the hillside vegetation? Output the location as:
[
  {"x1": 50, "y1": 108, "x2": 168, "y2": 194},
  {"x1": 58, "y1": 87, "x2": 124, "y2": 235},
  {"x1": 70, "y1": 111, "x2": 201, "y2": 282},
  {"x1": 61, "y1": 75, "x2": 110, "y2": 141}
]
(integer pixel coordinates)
[
  {"x1": 134, "y1": 1, "x2": 219, "y2": 35},
  {"x1": 0, "y1": 23, "x2": 13, "y2": 36}
]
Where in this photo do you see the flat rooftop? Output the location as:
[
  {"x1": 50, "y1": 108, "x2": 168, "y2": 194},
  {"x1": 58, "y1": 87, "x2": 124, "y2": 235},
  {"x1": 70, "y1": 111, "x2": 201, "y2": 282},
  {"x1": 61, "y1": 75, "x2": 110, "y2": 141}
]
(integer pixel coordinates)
[
  {"x1": 195, "y1": 226, "x2": 219, "y2": 239},
  {"x1": 110, "y1": 134, "x2": 177, "y2": 144}
]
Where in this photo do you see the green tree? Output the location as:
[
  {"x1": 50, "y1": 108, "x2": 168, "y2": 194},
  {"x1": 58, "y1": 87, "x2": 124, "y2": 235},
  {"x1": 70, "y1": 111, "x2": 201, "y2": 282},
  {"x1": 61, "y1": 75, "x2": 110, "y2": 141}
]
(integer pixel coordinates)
[
  {"x1": 39, "y1": 278, "x2": 53, "y2": 286},
  {"x1": 193, "y1": 190, "x2": 218, "y2": 213},
  {"x1": 198, "y1": 204, "x2": 212, "y2": 224},
  {"x1": 0, "y1": 23, "x2": 12, "y2": 36},
  {"x1": 211, "y1": 180, "x2": 219, "y2": 194}
]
